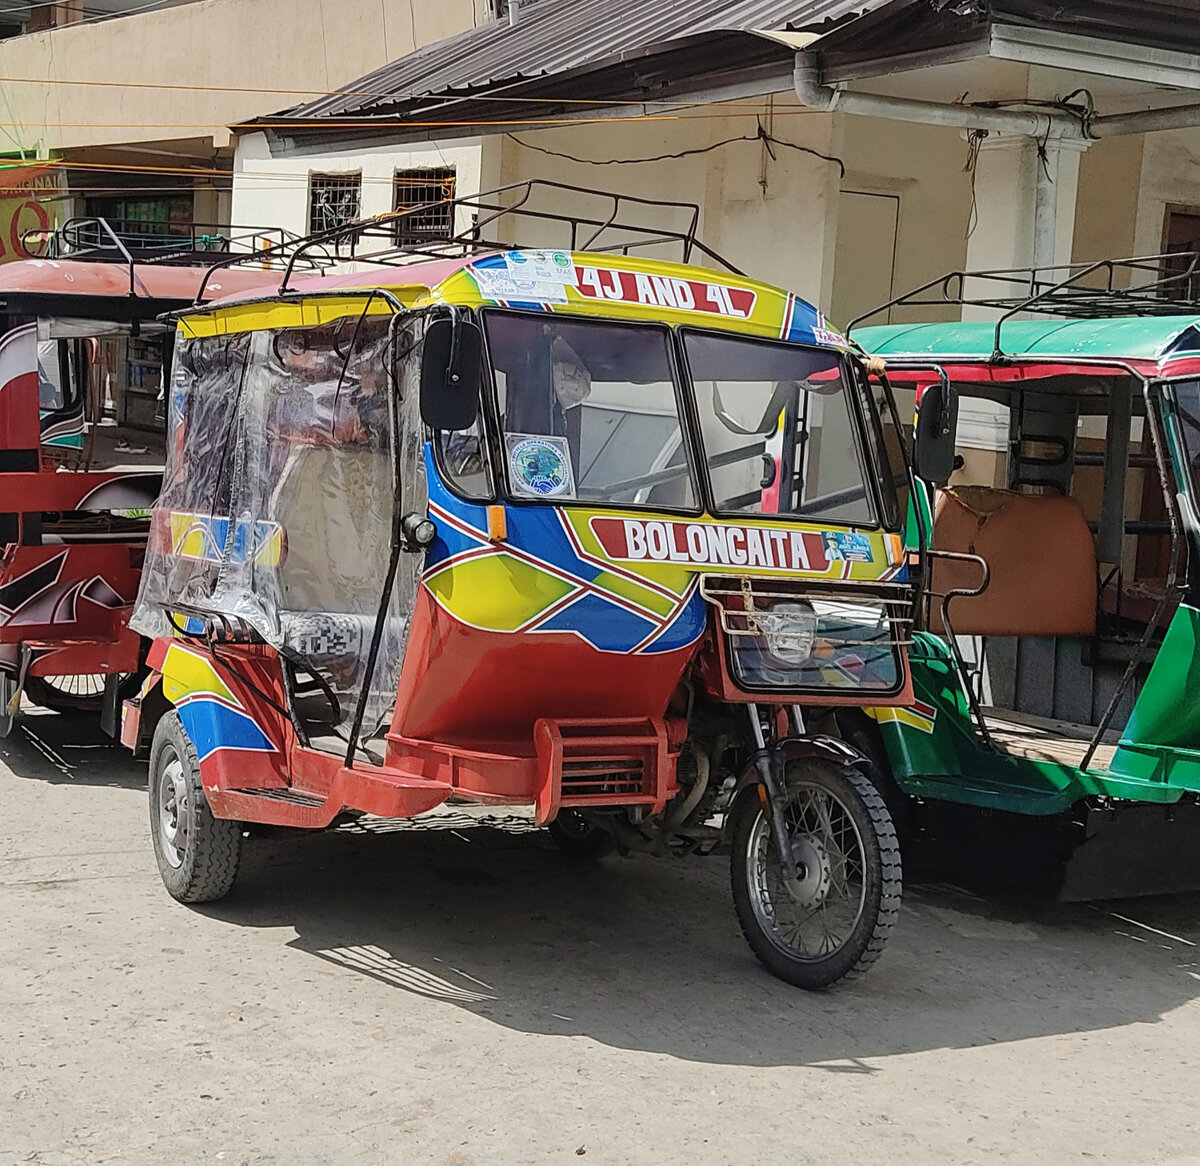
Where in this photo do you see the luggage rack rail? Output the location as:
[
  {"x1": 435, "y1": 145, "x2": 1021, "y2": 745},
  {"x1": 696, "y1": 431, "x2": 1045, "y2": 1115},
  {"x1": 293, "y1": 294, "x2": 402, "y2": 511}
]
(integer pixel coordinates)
[
  {"x1": 23, "y1": 216, "x2": 333, "y2": 300},
  {"x1": 194, "y1": 179, "x2": 744, "y2": 302},
  {"x1": 847, "y1": 252, "x2": 1200, "y2": 360}
]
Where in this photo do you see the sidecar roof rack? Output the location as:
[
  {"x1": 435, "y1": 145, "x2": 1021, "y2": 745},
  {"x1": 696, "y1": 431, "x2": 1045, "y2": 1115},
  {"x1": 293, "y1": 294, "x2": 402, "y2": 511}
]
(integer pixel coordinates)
[
  {"x1": 195, "y1": 179, "x2": 745, "y2": 302},
  {"x1": 848, "y1": 252, "x2": 1200, "y2": 360},
  {"x1": 26, "y1": 216, "x2": 335, "y2": 302}
]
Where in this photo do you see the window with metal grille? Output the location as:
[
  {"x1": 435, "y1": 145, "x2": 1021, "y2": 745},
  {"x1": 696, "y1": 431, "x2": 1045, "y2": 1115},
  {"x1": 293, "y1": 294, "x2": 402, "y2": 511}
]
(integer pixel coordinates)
[
  {"x1": 488, "y1": 0, "x2": 544, "y2": 17},
  {"x1": 308, "y1": 172, "x2": 362, "y2": 235},
  {"x1": 393, "y1": 168, "x2": 456, "y2": 247}
]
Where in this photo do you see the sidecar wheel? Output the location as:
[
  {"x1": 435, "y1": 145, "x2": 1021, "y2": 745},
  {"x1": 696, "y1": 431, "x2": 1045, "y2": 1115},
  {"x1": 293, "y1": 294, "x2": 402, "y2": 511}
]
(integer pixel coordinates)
[
  {"x1": 149, "y1": 711, "x2": 242, "y2": 903},
  {"x1": 0, "y1": 673, "x2": 15, "y2": 738},
  {"x1": 730, "y1": 758, "x2": 900, "y2": 990},
  {"x1": 548, "y1": 810, "x2": 615, "y2": 859}
]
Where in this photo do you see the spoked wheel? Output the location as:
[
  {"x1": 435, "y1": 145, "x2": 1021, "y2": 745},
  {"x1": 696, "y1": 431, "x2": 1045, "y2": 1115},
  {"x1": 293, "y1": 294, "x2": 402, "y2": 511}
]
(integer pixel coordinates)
[
  {"x1": 730, "y1": 758, "x2": 900, "y2": 990},
  {"x1": 548, "y1": 809, "x2": 616, "y2": 859},
  {"x1": 25, "y1": 671, "x2": 141, "y2": 714},
  {"x1": 149, "y1": 711, "x2": 242, "y2": 903}
]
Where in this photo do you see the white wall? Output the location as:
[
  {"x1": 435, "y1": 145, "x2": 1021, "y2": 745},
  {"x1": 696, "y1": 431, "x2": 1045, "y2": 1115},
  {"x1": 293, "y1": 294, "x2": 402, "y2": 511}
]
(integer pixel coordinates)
[
  {"x1": 230, "y1": 133, "x2": 486, "y2": 243},
  {"x1": 1131, "y1": 127, "x2": 1200, "y2": 257},
  {"x1": 231, "y1": 95, "x2": 1200, "y2": 333},
  {"x1": 0, "y1": 0, "x2": 481, "y2": 155},
  {"x1": 832, "y1": 116, "x2": 973, "y2": 329},
  {"x1": 490, "y1": 93, "x2": 845, "y2": 308}
]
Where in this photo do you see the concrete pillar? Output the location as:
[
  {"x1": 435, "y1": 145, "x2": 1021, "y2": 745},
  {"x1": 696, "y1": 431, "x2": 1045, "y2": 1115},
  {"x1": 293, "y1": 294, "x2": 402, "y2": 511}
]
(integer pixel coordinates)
[
  {"x1": 957, "y1": 133, "x2": 1086, "y2": 466},
  {"x1": 962, "y1": 132, "x2": 1088, "y2": 312}
]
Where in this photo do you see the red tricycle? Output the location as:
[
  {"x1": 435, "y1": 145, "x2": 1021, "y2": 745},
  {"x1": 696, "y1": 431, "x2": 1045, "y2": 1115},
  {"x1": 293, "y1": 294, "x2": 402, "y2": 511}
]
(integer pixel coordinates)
[
  {"x1": 123, "y1": 184, "x2": 924, "y2": 988},
  {"x1": 0, "y1": 217, "x2": 304, "y2": 732}
]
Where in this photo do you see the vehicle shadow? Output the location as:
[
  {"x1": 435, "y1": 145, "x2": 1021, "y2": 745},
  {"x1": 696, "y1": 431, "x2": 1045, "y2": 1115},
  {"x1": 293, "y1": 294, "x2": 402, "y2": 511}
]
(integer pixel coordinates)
[
  {"x1": 0, "y1": 707, "x2": 146, "y2": 791},
  {"x1": 198, "y1": 817, "x2": 1200, "y2": 1068}
]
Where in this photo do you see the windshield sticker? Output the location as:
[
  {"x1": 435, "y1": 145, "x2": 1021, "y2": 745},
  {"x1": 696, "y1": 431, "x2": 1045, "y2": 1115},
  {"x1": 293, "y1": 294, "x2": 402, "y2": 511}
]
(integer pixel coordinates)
[
  {"x1": 822, "y1": 531, "x2": 873, "y2": 563},
  {"x1": 505, "y1": 250, "x2": 580, "y2": 285},
  {"x1": 507, "y1": 434, "x2": 576, "y2": 498},
  {"x1": 588, "y1": 516, "x2": 857, "y2": 573},
  {"x1": 575, "y1": 266, "x2": 757, "y2": 320},
  {"x1": 812, "y1": 326, "x2": 848, "y2": 348},
  {"x1": 472, "y1": 267, "x2": 568, "y2": 304}
]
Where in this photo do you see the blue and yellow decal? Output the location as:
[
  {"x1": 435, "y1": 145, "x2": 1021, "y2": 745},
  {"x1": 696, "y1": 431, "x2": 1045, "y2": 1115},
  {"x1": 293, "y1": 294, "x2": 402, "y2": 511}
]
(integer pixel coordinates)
[
  {"x1": 422, "y1": 448, "x2": 904, "y2": 655},
  {"x1": 159, "y1": 642, "x2": 277, "y2": 762}
]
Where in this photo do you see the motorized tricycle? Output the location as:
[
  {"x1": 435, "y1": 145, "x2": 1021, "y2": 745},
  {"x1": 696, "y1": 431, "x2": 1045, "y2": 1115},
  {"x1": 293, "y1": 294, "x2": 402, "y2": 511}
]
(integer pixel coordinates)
[
  {"x1": 122, "y1": 182, "x2": 925, "y2": 988},
  {"x1": 849, "y1": 255, "x2": 1200, "y2": 897},
  {"x1": 0, "y1": 217, "x2": 302, "y2": 732}
]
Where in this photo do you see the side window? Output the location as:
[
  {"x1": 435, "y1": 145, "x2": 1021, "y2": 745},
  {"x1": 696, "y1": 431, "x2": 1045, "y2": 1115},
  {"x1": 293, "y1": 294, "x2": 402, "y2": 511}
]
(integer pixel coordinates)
[
  {"x1": 435, "y1": 390, "x2": 494, "y2": 500},
  {"x1": 36, "y1": 338, "x2": 65, "y2": 411},
  {"x1": 855, "y1": 364, "x2": 905, "y2": 530}
]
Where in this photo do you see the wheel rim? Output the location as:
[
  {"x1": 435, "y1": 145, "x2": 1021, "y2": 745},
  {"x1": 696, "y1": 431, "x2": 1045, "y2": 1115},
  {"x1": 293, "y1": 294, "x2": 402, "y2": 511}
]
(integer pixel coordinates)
[
  {"x1": 38, "y1": 674, "x2": 109, "y2": 699},
  {"x1": 155, "y1": 749, "x2": 190, "y2": 870},
  {"x1": 745, "y1": 784, "x2": 868, "y2": 962}
]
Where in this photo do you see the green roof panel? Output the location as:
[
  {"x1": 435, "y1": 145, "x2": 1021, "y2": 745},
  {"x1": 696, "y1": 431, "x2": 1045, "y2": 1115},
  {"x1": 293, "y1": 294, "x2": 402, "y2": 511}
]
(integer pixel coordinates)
[{"x1": 855, "y1": 316, "x2": 1200, "y2": 364}]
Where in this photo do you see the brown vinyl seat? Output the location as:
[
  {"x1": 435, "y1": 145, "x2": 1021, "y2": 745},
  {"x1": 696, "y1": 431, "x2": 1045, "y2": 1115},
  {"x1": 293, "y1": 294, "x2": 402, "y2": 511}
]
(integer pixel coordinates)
[{"x1": 930, "y1": 485, "x2": 1097, "y2": 638}]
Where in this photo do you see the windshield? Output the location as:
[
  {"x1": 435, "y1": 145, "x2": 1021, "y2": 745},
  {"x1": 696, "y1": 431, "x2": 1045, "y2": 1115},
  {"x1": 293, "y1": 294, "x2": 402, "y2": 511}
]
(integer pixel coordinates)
[
  {"x1": 685, "y1": 332, "x2": 876, "y2": 526},
  {"x1": 485, "y1": 312, "x2": 696, "y2": 509}
]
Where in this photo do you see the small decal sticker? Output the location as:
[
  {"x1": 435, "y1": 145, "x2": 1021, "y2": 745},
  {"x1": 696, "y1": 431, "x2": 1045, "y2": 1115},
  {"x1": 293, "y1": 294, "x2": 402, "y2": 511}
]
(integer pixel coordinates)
[
  {"x1": 812, "y1": 326, "x2": 848, "y2": 348},
  {"x1": 472, "y1": 267, "x2": 568, "y2": 304},
  {"x1": 507, "y1": 434, "x2": 575, "y2": 498},
  {"x1": 822, "y1": 531, "x2": 873, "y2": 563},
  {"x1": 505, "y1": 250, "x2": 580, "y2": 285}
]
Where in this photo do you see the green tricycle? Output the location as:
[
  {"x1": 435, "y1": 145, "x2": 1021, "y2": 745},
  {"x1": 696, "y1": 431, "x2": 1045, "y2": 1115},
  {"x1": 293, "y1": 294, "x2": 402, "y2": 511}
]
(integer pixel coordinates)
[{"x1": 848, "y1": 256, "x2": 1200, "y2": 898}]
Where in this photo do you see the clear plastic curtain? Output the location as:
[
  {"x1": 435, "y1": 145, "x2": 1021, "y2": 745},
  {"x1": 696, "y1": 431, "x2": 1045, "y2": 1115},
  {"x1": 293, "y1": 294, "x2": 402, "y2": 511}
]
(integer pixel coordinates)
[{"x1": 132, "y1": 308, "x2": 430, "y2": 740}]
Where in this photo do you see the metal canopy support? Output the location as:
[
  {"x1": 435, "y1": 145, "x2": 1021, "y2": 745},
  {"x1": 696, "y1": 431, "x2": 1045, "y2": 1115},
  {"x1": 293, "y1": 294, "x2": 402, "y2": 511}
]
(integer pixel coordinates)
[{"x1": 1098, "y1": 379, "x2": 1134, "y2": 567}]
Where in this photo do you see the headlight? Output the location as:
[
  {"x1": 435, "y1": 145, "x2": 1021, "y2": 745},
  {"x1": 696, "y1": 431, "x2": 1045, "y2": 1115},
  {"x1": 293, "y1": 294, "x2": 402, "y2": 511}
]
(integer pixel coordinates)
[{"x1": 755, "y1": 601, "x2": 817, "y2": 665}]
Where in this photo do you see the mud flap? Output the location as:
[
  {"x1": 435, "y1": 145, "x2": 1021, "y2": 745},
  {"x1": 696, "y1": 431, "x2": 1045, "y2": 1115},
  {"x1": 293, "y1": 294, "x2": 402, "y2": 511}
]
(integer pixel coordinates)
[
  {"x1": 911, "y1": 798, "x2": 1200, "y2": 900},
  {"x1": 100, "y1": 673, "x2": 122, "y2": 739},
  {"x1": 1059, "y1": 801, "x2": 1200, "y2": 901}
]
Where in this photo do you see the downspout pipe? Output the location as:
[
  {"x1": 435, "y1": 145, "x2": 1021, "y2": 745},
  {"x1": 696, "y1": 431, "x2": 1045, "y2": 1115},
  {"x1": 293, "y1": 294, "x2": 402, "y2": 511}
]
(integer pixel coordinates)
[
  {"x1": 794, "y1": 53, "x2": 1200, "y2": 143},
  {"x1": 1091, "y1": 103, "x2": 1200, "y2": 138},
  {"x1": 792, "y1": 56, "x2": 1081, "y2": 139}
]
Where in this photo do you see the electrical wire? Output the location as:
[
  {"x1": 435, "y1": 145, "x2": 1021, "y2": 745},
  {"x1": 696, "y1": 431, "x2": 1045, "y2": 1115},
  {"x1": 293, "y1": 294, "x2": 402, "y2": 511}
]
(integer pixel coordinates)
[
  {"x1": 508, "y1": 124, "x2": 847, "y2": 178},
  {"x1": 0, "y1": 104, "x2": 833, "y2": 130},
  {"x1": 0, "y1": 72, "x2": 807, "y2": 112}
]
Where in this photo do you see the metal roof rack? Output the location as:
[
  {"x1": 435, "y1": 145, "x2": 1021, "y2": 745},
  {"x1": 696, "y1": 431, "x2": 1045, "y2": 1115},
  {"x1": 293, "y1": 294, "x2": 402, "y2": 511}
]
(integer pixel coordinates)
[
  {"x1": 23, "y1": 216, "x2": 334, "y2": 300},
  {"x1": 194, "y1": 180, "x2": 745, "y2": 303},
  {"x1": 847, "y1": 252, "x2": 1200, "y2": 361}
]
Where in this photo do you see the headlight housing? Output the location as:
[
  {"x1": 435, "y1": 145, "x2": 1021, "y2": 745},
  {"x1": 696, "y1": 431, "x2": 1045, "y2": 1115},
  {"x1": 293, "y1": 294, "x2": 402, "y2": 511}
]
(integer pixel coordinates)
[
  {"x1": 754, "y1": 601, "x2": 817, "y2": 666},
  {"x1": 700, "y1": 577, "x2": 905, "y2": 695}
]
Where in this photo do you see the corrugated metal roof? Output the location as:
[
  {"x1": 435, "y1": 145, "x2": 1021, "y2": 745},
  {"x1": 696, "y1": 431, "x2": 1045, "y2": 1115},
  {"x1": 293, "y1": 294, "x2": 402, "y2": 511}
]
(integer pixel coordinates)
[{"x1": 277, "y1": 0, "x2": 889, "y2": 122}]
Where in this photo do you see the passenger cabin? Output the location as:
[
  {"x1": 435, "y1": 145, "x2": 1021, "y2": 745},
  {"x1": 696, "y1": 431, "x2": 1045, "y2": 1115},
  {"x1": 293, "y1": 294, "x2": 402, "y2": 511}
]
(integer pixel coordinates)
[{"x1": 857, "y1": 312, "x2": 1200, "y2": 771}]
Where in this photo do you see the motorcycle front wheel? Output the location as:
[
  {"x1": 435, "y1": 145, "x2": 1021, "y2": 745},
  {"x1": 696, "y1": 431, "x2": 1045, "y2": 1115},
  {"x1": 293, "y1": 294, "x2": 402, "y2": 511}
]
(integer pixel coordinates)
[{"x1": 730, "y1": 758, "x2": 901, "y2": 990}]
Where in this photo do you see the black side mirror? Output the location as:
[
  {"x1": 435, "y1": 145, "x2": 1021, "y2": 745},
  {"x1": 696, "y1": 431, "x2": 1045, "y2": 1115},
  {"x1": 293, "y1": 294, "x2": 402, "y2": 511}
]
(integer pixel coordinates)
[
  {"x1": 420, "y1": 315, "x2": 482, "y2": 432},
  {"x1": 913, "y1": 381, "x2": 959, "y2": 483}
]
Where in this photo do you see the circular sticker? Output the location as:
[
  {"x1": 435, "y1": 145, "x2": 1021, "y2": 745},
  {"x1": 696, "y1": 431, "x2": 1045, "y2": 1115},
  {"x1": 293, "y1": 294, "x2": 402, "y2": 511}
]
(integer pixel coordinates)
[{"x1": 509, "y1": 437, "x2": 572, "y2": 497}]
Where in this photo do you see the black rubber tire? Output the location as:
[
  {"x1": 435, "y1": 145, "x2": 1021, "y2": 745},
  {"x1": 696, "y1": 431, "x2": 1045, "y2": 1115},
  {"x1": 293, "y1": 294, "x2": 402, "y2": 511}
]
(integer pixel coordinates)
[
  {"x1": 836, "y1": 708, "x2": 918, "y2": 848},
  {"x1": 25, "y1": 669, "x2": 144, "y2": 715},
  {"x1": 730, "y1": 758, "x2": 901, "y2": 990},
  {"x1": 548, "y1": 810, "x2": 616, "y2": 859},
  {"x1": 0, "y1": 673, "x2": 14, "y2": 738},
  {"x1": 148, "y1": 711, "x2": 242, "y2": 903}
]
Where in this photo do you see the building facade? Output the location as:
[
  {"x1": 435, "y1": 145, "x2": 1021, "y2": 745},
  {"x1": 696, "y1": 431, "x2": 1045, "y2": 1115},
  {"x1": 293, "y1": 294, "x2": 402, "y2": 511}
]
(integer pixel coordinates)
[{"x1": 0, "y1": 0, "x2": 484, "y2": 246}]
